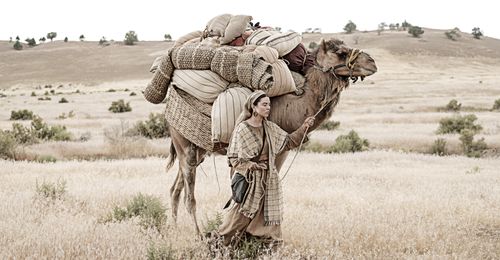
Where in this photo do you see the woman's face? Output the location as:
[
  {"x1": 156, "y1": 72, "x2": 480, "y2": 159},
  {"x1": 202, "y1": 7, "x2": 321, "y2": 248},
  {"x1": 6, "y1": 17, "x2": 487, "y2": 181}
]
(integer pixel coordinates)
[{"x1": 254, "y1": 96, "x2": 271, "y2": 118}]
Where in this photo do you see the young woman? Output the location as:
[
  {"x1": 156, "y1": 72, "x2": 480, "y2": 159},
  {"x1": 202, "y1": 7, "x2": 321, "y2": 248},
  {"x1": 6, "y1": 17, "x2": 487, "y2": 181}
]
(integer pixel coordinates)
[{"x1": 218, "y1": 90, "x2": 315, "y2": 246}]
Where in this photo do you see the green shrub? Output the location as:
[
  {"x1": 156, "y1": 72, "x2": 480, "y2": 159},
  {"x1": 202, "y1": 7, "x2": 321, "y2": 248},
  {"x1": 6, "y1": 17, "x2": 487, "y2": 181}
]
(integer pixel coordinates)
[
  {"x1": 472, "y1": 27, "x2": 483, "y2": 39},
  {"x1": 328, "y1": 130, "x2": 369, "y2": 153},
  {"x1": 436, "y1": 114, "x2": 482, "y2": 134},
  {"x1": 492, "y1": 99, "x2": 500, "y2": 110},
  {"x1": 104, "y1": 193, "x2": 167, "y2": 231},
  {"x1": 124, "y1": 31, "x2": 138, "y2": 45},
  {"x1": 203, "y1": 212, "x2": 223, "y2": 236},
  {"x1": 234, "y1": 236, "x2": 266, "y2": 259},
  {"x1": 445, "y1": 99, "x2": 461, "y2": 111},
  {"x1": 31, "y1": 116, "x2": 73, "y2": 141},
  {"x1": 35, "y1": 179, "x2": 66, "y2": 200},
  {"x1": 408, "y1": 26, "x2": 424, "y2": 37},
  {"x1": 445, "y1": 28, "x2": 461, "y2": 41},
  {"x1": 36, "y1": 155, "x2": 57, "y2": 163},
  {"x1": 0, "y1": 130, "x2": 18, "y2": 159},
  {"x1": 58, "y1": 97, "x2": 69, "y2": 103},
  {"x1": 31, "y1": 92, "x2": 36, "y2": 97},
  {"x1": 459, "y1": 129, "x2": 487, "y2": 158},
  {"x1": 303, "y1": 141, "x2": 329, "y2": 153},
  {"x1": 11, "y1": 123, "x2": 38, "y2": 144},
  {"x1": 318, "y1": 120, "x2": 340, "y2": 131},
  {"x1": 127, "y1": 113, "x2": 169, "y2": 139},
  {"x1": 13, "y1": 40, "x2": 23, "y2": 50},
  {"x1": 107, "y1": 89, "x2": 116, "y2": 92},
  {"x1": 38, "y1": 97, "x2": 51, "y2": 101},
  {"x1": 147, "y1": 242, "x2": 176, "y2": 260},
  {"x1": 343, "y1": 20, "x2": 357, "y2": 34},
  {"x1": 109, "y1": 99, "x2": 132, "y2": 113},
  {"x1": 431, "y1": 138, "x2": 447, "y2": 156},
  {"x1": 130, "y1": 92, "x2": 137, "y2": 96},
  {"x1": 10, "y1": 109, "x2": 35, "y2": 120}
]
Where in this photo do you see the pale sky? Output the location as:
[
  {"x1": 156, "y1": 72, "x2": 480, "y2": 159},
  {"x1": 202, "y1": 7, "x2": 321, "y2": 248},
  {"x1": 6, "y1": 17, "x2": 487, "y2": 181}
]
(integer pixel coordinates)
[{"x1": 1, "y1": 0, "x2": 499, "y2": 41}]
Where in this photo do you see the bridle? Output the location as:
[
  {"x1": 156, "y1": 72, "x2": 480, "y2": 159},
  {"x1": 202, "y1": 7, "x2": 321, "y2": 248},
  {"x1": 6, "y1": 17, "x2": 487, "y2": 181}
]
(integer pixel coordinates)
[{"x1": 314, "y1": 48, "x2": 363, "y2": 83}]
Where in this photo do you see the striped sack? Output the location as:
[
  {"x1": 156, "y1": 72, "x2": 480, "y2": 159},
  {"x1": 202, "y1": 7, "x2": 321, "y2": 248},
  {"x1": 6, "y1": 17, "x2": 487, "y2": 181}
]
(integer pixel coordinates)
[
  {"x1": 211, "y1": 86, "x2": 253, "y2": 143},
  {"x1": 265, "y1": 60, "x2": 296, "y2": 97},
  {"x1": 171, "y1": 70, "x2": 229, "y2": 104},
  {"x1": 261, "y1": 31, "x2": 302, "y2": 57}
]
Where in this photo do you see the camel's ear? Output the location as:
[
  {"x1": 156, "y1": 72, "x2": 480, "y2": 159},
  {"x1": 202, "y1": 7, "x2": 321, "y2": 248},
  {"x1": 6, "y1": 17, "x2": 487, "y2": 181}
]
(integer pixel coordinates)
[{"x1": 321, "y1": 38, "x2": 327, "y2": 53}]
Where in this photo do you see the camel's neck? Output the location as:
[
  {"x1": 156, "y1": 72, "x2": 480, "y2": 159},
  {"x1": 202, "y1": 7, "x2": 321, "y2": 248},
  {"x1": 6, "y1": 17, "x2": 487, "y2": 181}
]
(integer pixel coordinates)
[{"x1": 269, "y1": 67, "x2": 348, "y2": 133}]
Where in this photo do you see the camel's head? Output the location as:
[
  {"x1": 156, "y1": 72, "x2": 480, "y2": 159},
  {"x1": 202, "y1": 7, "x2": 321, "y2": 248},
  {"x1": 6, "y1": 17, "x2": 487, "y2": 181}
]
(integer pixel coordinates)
[{"x1": 314, "y1": 38, "x2": 377, "y2": 82}]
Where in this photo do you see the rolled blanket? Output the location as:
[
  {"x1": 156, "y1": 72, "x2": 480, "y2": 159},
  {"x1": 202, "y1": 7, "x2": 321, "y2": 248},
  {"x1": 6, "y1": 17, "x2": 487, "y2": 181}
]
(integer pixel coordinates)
[
  {"x1": 265, "y1": 60, "x2": 296, "y2": 97},
  {"x1": 246, "y1": 29, "x2": 302, "y2": 57},
  {"x1": 253, "y1": 45, "x2": 279, "y2": 63},
  {"x1": 173, "y1": 31, "x2": 202, "y2": 48},
  {"x1": 171, "y1": 70, "x2": 229, "y2": 104},
  {"x1": 144, "y1": 50, "x2": 174, "y2": 104},
  {"x1": 237, "y1": 53, "x2": 273, "y2": 90},
  {"x1": 210, "y1": 46, "x2": 240, "y2": 82},
  {"x1": 171, "y1": 43, "x2": 215, "y2": 70}
]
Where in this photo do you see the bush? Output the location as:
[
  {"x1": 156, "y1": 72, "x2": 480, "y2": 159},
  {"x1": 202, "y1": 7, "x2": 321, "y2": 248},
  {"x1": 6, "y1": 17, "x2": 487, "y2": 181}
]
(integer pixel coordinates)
[
  {"x1": 124, "y1": 30, "x2": 138, "y2": 45},
  {"x1": 318, "y1": 120, "x2": 340, "y2": 131},
  {"x1": 147, "y1": 242, "x2": 176, "y2": 260},
  {"x1": 31, "y1": 92, "x2": 36, "y2": 97},
  {"x1": 13, "y1": 40, "x2": 23, "y2": 50},
  {"x1": 127, "y1": 113, "x2": 169, "y2": 139},
  {"x1": 431, "y1": 138, "x2": 447, "y2": 156},
  {"x1": 459, "y1": 129, "x2": 487, "y2": 158},
  {"x1": 47, "y1": 32, "x2": 57, "y2": 41},
  {"x1": 203, "y1": 212, "x2": 223, "y2": 236},
  {"x1": 234, "y1": 236, "x2": 266, "y2": 259},
  {"x1": 492, "y1": 99, "x2": 500, "y2": 110},
  {"x1": 35, "y1": 179, "x2": 66, "y2": 200},
  {"x1": 11, "y1": 123, "x2": 38, "y2": 144},
  {"x1": 328, "y1": 130, "x2": 369, "y2": 153},
  {"x1": 472, "y1": 27, "x2": 483, "y2": 39},
  {"x1": 109, "y1": 99, "x2": 132, "y2": 113},
  {"x1": 31, "y1": 116, "x2": 73, "y2": 141},
  {"x1": 25, "y1": 38, "x2": 36, "y2": 46},
  {"x1": 0, "y1": 130, "x2": 18, "y2": 159},
  {"x1": 130, "y1": 92, "x2": 137, "y2": 96},
  {"x1": 303, "y1": 141, "x2": 328, "y2": 153},
  {"x1": 99, "y1": 37, "x2": 108, "y2": 46},
  {"x1": 10, "y1": 109, "x2": 35, "y2": 120},
  {"x1": 445, "y1": 28, "x2": 461, "y2": 41},
  {"x1": 36, "y1": 155, "x2": 57, "y2": 163},
  {"x1": 38, "y1": 97, "x2": 51, "y2": 101},
  {"x1": 343, "y1": 20, "x2": 357, "y2": 34},
  {"x1": 408, "y1": 26, "x2": 424, "y2": 37},
  {"x1": 445, "y1": 99, "x2": 461, "y2": 111},
  {"x1": 436, "y1": 114, "x2": 482, "y2": 134},
  {"x1": 107, "y1": 89, "x2": 116, "y2": 92},
  {"x1": 104, "y1": 193, "x2": 167, "y2": 231},
  {"x1": 59, "y1": 97, "x2": 69, "y2": 103}
]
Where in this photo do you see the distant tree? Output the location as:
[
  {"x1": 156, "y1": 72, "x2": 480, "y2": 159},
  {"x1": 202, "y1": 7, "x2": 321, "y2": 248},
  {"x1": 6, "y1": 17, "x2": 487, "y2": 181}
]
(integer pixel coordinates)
[
  {"x1": 304, "y1": 28, "x2": 312, "y2": 33},
  {"x1": 313, "y1": 28, "x2": 322, "y2": 33},
  {"x1": 25, "y1": 38, "x2": 36, "y2": 46},
  {"x1": 472, "y1": 27, "x2": 483, "y2": 39},
  {"x1": 124, "y1": 30, "x2": 138, "y2": 45},
  {"x1": 99, "y1": 36, "x2": 108, "y2": 46},
  {"x1": 16, "y1": 36, "x2": 20, "y2": 41},
  {"x1": 13, "y1": 41, "x2": 23, "y2": 50},
  {"x1": 47, "y1": 32, "x2": 57, "y2": 41},
  {"x1": 377, "y1": 22, "x2": 387, "y2": 35},
  {"x1": 9, "y1": 37, "x2": 12, "y2": 43},
  {"x1": 39, "y1": 37, "x2": 46, "y2": 43},
  {"x1": 402, "y1": 20, "x2": 412, "y2": 30},
  {"x1": 79, "y1": 35, "x2": 85, "y2": 41},
  {"x1": 445, "y1": 28, "x2": 461, "y2": 41},
  {"x1": 274, "y1": 27, "x2": 282, "y2": 32},
  {"x1": 164, "y1": 34, "x2": 172, "y2": 41},
  {"x1": 396, "y1": 23, "x2": 400, "y2": 30},
  {"x1": 389, "y1": 23, "x2": 396, "y2": 30},
  {"x1": 408, "y1": 26, "x2": 424, "y2": 37},
  {"x1": 64, "y1": 37, "x2": 68, "y2": 42},
  {"x1": 343, "y1": 20, "x2": 357, "y2": 34}
]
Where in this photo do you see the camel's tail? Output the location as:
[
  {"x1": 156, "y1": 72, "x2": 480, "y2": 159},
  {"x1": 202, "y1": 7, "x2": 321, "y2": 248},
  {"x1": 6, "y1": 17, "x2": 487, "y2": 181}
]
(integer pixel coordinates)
[{"x1": 166, "y1": 141, "x2": 176, "y2": 172}]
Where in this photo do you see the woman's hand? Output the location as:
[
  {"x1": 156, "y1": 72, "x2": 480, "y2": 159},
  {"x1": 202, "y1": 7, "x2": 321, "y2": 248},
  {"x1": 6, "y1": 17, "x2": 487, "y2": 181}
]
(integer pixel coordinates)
[
  {"x1": 302, "y1": 116, "x2": 315, "y2": 128},
  {"x1": 249, "y1": 162, "x2": 268, "y2": 170}
]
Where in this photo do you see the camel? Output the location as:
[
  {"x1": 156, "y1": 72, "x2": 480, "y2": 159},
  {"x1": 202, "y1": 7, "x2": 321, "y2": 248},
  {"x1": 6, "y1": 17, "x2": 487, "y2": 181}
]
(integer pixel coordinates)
[{"x1": 165, "y1": 38, "x2": 377, "y2": 234}]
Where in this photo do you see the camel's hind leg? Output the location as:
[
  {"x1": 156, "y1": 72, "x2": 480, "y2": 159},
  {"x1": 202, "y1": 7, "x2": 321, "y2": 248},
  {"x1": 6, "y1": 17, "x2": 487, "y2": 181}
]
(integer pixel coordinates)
[
  {"x1": 182, "y1": 143, "x2": 206, "y2": 235},
  {"x1": 169, "y1": 170, "x2": 184, "y2": 223}
]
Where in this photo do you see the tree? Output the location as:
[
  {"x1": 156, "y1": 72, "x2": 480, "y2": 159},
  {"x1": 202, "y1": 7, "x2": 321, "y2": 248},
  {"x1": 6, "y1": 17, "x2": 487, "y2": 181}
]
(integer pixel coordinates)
[
  {"x1": 402, "y1": 20, "x2": 412, "y2": 30},
  {"x1": 39, "y1": 37, "x2": 46, "y2": 43},
  {"x1": 313, "y1": 28, "x2": 322, "y2": 33},
  {"x1": 9, "y1": 37, "x2": 12, "y2": 43},
  {"x1": 99, "y1": 36, "x2": 108, "y2": 46},
  {"x1": 445, "y1": 28, "x2": 461, "y2": 41},
  {"x1": 16, "y1": 36, "x2": 20, "y2": 41},
  {"x1": 343, "y1": 20, "x2": 357, "y2": 34},
  {"x1": 13, "y1": 41, "x2": 23, "y2": 50},
  {"x1": 47, "y1": 32, "x2": 57, "y2": 41},
  {"x1": 79, "y1": 35, "x2": 85, "y2": 41},
  {"x1": 64, "y1": 37, "x2": 68, "y2": 42},
  {"x1": 377, "y1": 22, "x2": 387, "y2": 35},
  {"x1": 408, "y1": 26, "x2": 424, "y2": 37},
  {"x1": 164, "y1": 34, "x2": 172, "y2": 41},
  {"x1": 472, "y1": 27, "x2": 483, "y2": 39},
  {"x1": 25, "y1": 38, "x2": 36, "y2": 46},
  {"x1": 124, "y1": 30, "x2": 138, "y2": 45}
]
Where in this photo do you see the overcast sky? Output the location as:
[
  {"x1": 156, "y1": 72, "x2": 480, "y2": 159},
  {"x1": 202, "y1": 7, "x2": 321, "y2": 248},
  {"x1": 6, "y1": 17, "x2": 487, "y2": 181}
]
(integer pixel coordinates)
[{"x1": 1, "y1": 0, "x2": 498, "y2": 41}]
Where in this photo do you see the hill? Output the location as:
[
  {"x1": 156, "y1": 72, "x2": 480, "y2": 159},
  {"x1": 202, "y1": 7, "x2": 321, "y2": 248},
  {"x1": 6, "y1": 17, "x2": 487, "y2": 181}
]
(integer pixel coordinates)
[{"x1": 1, "y1": 28, "x2": 500, "y2": 89}]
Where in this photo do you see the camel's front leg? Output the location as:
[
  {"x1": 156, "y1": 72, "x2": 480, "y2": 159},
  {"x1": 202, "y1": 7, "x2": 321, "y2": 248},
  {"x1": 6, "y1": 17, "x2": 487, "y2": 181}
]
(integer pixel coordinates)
[{"x1": 169, "y1": 170, "x2": 184, "y2": 223}]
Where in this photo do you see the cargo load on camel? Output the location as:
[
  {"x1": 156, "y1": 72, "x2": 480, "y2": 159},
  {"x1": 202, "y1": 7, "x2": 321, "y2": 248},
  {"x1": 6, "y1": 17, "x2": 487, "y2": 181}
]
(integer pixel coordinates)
[{"x1": 144, "y1": 14, "x2": 312, "y2": 148}]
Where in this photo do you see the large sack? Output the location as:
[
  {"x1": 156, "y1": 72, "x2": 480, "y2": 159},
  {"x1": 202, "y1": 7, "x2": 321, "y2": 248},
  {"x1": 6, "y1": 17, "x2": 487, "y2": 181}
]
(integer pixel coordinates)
[
  {"x1": 266, "y1": 60, "x2": 296, "y2": 97},
  {"x1": 144, "y1": 50, "x2": 174, "y2": 104},
  {"x1": 171, "y1": 70, "x2": 228, "y2": 104},
  {"x1": 173, "y1": 31, "x2": 202, "y2": 48},
  {"x1": 262, "y1": 31, "x2": 302, "y2": 57},
  {"x1": 204, "y1": 14, "x2": 252, "y2": 45},
  {"x1": 171, "y1": 43, "x2": 215, "y2": 70},
  {"x1": 212, "y1": 86, "x2": 253, "y2": 143},
  {"x1": 205, "y1": 14, "x2": 232, "y2": 37}
]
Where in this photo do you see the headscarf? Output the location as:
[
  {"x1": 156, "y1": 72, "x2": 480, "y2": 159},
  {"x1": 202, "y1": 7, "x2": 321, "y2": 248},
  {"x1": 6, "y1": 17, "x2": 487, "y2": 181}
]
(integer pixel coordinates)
[{"x1": 234, "y1": 90, "x2": 267, "y2": 127}]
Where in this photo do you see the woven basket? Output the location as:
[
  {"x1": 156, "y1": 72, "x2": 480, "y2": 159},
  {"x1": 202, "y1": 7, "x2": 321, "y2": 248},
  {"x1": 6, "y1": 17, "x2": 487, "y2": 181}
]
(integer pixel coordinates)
[{"x1": 164, "y1": 85, "x2": 215, "y2": 151}]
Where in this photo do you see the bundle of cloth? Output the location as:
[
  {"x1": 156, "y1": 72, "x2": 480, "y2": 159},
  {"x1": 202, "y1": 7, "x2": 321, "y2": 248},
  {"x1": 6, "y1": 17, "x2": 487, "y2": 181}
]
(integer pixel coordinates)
[{"x1": 144, "y1": 14, "x2": 313, "y2": 143}]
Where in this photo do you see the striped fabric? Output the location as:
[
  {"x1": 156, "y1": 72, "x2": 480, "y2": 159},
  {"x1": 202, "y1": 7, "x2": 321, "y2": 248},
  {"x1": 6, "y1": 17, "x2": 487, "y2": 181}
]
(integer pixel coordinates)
[
  {"x1": 173, "y1": 31, "x2": 202, "y2": 48},
  {"x1": 266, "y1": 60, "x2": 296, "y2": 97},
  {"x1": 246, "y1": 29, "x2": 302, "y2": 57},
  {"x1": 253, "y1": 45, "x2": 279, "y2": 63},
  {"x1": 211, "y1": 87, "x2": 253, "y2": 143},
  {"x1": 171, "y1": 70, "x2": 229, "y2": 104}
]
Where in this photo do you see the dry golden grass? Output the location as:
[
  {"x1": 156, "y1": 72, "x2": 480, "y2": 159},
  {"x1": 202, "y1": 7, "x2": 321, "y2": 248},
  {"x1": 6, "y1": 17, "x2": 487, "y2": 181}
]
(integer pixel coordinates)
[
  {"x1": 1, "y1": 30, "x2": 500, "y2": 258},
  {"x1": 0, "y1": 152, "x2": 499, "y2": 258}
]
